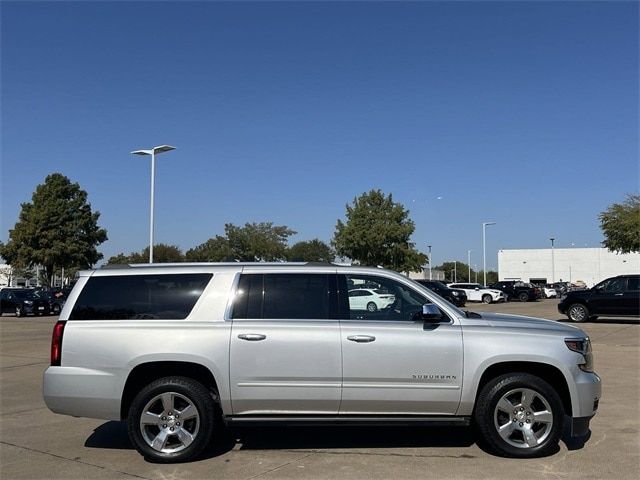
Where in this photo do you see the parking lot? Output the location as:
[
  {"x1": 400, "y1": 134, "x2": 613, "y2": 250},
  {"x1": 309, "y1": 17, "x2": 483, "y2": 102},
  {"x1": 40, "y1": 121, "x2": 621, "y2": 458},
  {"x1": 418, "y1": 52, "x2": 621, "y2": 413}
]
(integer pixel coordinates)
[{"x1": 1, "y1": 300, "x2": 638, "y2": 480}]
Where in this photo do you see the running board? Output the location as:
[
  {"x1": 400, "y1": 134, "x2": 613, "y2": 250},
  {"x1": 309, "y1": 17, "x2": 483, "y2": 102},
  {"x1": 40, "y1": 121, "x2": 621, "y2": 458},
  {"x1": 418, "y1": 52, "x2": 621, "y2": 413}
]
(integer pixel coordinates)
[{"x1": 225, "y1": 415, "x2": 470, "y2": 427}]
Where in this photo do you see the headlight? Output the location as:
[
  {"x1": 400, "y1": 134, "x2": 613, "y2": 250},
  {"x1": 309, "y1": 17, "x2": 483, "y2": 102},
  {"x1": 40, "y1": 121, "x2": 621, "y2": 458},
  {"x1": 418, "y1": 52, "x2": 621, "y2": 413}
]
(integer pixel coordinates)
[
  {"x1": 24, "y1": 300, "x2": 33, "y2": 305},
  {"x1": 565, "y1": 337, "x2": 594, "y2": 372},
  {"x1": 451, "y1": 291, "x2": 459, "y2": 296}
]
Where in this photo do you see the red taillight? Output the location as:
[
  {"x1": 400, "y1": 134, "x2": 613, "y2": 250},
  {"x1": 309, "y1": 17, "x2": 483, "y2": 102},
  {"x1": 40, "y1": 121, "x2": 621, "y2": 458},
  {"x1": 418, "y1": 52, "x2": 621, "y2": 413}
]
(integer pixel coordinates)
[{"x1": 51, "y1": 321, "x2": 66, "y2": 366}]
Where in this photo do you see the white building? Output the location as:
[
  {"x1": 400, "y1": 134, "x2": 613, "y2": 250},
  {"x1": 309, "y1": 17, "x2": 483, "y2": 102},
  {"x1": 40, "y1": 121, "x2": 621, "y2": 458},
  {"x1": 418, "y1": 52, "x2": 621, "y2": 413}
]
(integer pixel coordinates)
[{"x1": 498, "y1": 248, "x2": 640, "y2": 287}]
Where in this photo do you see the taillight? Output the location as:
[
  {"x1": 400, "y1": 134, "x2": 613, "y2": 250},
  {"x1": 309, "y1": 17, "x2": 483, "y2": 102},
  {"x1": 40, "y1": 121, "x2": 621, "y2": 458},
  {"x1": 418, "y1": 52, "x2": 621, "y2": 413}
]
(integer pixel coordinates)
[{"x1": 51, "y1": 321, "x2": 66, "y2": 366}]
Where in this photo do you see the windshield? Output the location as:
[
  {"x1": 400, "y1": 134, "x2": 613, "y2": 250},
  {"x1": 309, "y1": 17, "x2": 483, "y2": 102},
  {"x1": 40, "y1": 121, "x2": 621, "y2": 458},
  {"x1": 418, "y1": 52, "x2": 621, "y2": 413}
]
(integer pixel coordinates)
[{"x1": 13, "y1": 290, "x2": 35, "y2": 300}]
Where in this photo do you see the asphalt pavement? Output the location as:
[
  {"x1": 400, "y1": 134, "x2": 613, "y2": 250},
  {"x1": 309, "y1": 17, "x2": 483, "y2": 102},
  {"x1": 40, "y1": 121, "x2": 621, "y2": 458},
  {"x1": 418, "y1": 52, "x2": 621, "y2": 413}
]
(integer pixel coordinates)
[{"x1": 1, "y1": 300, "x2": 638, "y2": 479}]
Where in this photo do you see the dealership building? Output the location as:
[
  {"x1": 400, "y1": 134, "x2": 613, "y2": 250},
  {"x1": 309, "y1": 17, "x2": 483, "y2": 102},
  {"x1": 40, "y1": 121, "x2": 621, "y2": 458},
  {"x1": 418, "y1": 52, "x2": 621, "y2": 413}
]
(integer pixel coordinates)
[{"x1": 498, "y1": 248, "x2": 639, "y2": 287}]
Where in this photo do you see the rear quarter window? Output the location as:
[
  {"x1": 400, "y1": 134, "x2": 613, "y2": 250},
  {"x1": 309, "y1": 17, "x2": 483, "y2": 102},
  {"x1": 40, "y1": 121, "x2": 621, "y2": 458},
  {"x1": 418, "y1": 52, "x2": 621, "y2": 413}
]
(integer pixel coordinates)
[{"x1": 69, "y1": 274, "x2": 212, "y2": 320}]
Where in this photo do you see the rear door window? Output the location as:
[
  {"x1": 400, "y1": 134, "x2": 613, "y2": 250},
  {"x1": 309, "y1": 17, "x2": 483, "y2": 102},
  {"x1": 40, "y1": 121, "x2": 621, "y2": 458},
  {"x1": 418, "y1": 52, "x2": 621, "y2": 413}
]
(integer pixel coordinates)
[
  {"x1": 70, "y1": 274, "x2": 212, "y2": 320},
  {"x1": 232, "y1": 273, "x2": 333, "y2": 320}
]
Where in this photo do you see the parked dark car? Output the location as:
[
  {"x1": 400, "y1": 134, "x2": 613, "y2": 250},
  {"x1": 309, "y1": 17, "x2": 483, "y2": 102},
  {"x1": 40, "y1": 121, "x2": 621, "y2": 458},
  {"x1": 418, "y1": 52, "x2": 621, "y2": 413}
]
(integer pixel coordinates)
[
  {"x1": 34, "y1": 289, "x2": 66, "y2": 315},
  {"x1": 489, "y1": 281, "x2": 538, "y2": 302},
  {"x1": 0, "y1": 288, "x2": 51, "y2": 316},
  {"x1": 414, "y1": 279, "x2": 467, "y2": 307},
  {"x1": 558, "y1": 274, "x2": 640, "y2": 322}
]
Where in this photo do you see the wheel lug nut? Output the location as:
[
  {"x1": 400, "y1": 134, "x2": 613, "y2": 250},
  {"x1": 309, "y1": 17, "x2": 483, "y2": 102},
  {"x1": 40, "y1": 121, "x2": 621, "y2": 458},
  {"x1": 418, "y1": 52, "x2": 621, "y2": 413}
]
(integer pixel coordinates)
[
  {"x1": 513, "y1": 410, "x2": 517, "y2": 414},
  {"x1": 162, "y1": 424, "x2": 167, "y2": 428},
  {"x1": 513, "y1": 418, "x2": 517, "y2": 422},
  {"x1": 527, "y1": 412, "x2": 531, "y2": 416},
  {"x1": 170, "y1": 427, "x2": 174, "y2": 431},
  {"x1": 519, "y1": 422, "x2": 523, "y2": 426},
  {"x1": 162, "y1": 416, "x2": 166, "y2": 420},
  {"x1": 520, "y1": 407, "x2": 524, "y2": 411},
  {"x1": 175, "y1": 415, "x2": 179, "y2": 419},
  {"x1": 176, "y1": 422, "x2": 180, "y2": 426},
  {"x1": 168, "y1": 411, "x2": 173, "y2": 415},
  {"x1": 526, "y1": 419, "x2": 531, "y2": 423}
]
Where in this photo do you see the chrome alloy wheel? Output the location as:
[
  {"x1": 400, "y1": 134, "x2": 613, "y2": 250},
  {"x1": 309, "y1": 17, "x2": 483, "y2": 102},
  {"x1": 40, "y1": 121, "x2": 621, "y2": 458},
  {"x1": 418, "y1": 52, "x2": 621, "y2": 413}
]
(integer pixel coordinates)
[
  {"x1": 493, "y1": 388, "x2": 553, "y2": 449},
  {"x1": 568, "y1": 304, "x2": 587, "y2": 322},
  {"x1": 139, "y1": 392, "x2": 200, "y2": 454}
]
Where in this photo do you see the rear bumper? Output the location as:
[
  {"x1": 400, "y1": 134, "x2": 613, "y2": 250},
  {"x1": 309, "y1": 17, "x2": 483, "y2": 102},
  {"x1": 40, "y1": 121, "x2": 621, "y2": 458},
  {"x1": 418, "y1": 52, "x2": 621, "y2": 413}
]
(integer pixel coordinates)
[{"x1": 43, "y1": 366, "x2": 123, "y2": 420}]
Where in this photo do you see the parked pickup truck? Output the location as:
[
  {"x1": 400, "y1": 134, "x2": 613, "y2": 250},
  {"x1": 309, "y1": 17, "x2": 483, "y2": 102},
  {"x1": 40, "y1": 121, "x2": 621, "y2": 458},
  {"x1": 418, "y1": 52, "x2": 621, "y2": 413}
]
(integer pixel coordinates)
[
  {"x1": 44, "y1": 263, "x2": 601, "y2": 463},
  {"x1": 490, "y1": 281, "x2": 539, "y2": 302}
]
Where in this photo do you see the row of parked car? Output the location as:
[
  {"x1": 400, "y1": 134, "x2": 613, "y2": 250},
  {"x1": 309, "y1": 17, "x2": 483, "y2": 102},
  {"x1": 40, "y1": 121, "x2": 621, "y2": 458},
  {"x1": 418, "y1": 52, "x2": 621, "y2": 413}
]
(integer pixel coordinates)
[{"x1": 0, "y1": 286, "x2": 70, "y2": 317}]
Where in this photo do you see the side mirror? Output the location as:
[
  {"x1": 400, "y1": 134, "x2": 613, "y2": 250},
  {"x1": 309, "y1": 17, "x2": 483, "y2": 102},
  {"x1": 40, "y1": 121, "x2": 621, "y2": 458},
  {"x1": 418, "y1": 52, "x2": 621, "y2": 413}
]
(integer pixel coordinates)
[
  {"x1": 475, "y1": 287, "x2": 480, "y2": 291},
  {"x1": 421, "y1": 303, "x2": 443, "y2": 323}
]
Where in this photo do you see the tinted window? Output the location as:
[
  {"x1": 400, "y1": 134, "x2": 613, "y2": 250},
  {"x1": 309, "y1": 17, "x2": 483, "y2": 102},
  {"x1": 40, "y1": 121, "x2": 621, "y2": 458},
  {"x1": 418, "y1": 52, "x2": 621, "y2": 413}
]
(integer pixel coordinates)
[
  {"x1": 70, "y1": 274, "x2": 212, "y2": 320},
  {"x1": 340, "y1": 274, "x2": 434, "y2": 321},
  {"x1": 233, "y1": 274, "x2": 330, "y2": 320},
  {"x1": 627, "y1": 277, "x2": 640, "y2": 291}
]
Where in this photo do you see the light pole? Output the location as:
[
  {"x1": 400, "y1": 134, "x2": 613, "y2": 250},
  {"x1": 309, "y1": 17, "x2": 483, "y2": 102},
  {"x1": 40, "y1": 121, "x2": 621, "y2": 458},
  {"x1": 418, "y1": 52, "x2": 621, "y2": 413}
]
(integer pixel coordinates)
[
  {"x1": 454, "y1": 261, "x2": 457, "y2": 282},
  {"x1": 427, "y1": 245, "x2": 432, "y2": 280},
  {"x1": 467, "y1": 250, "x2": 472, "y2": 282},
  {"x1": 482, "y1": 222, "x2": 496, "y2": 286},
  {"x1": 550, "y1": 237, "x2": 555, "y2": 283},
  {"x1": 131, "y1": 145, "x2": 176, "y2": 263},
  {"x1": 474, "y1": 265, "x2": 478, "y2": 283}
]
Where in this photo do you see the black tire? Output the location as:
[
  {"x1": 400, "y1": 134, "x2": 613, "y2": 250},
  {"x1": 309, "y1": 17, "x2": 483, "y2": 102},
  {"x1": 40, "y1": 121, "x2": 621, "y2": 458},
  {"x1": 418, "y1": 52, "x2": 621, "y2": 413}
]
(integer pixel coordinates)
[
  {"x1": 474, "y1": 373, "x2": 564, "y2": 458},
  {"x1": 15, "y1": 306, "x2": 23, "y2": 317},
  {"x1": 127, "y1": 376, "x2": 216, "y2": 463},
  {"x1": 518, "y1": 292, "x2": 529, "y2": 302},
  {"x1": 482, "y1": 294, "x2": 492, "y2": 304},
  {"x1": 366, "y1": 302, "x2": 378, "y2": 312},
  {"x1": 567, "y1": 303, "x2": 589, "y2": 323}
]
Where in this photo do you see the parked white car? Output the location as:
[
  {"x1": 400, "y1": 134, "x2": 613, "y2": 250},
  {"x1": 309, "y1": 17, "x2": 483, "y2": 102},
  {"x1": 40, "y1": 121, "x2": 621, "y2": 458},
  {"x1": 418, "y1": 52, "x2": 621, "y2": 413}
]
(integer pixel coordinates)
[
  {"x1": 348, "y1": 288, "x2": 395, "y2": 312},
  {"x1": 448, "y1": 283, "x2": 506, "y2": 304},
  {"x1": 542, "y1": 286, "x2": 557, "y2": 299}
]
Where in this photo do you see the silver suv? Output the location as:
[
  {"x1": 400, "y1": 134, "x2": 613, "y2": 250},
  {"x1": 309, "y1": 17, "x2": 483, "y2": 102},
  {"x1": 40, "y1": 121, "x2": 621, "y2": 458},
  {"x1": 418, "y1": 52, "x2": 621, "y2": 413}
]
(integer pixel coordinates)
[{"x1": 43, "y1": 263, "x2": 601, "y2": 462}]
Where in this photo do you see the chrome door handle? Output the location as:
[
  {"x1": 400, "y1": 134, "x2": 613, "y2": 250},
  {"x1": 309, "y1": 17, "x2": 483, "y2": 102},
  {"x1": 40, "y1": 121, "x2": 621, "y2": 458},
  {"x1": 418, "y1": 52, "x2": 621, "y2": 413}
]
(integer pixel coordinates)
[
  {"x1": 347, "y1": 335, "x2": 376, "y2": 343},
  {"x1": 614, "y1": 293, "x2": 624, "y2": 296},
  {"x1": 238, "y1": 334, "x2": 267, "y2": 341}
]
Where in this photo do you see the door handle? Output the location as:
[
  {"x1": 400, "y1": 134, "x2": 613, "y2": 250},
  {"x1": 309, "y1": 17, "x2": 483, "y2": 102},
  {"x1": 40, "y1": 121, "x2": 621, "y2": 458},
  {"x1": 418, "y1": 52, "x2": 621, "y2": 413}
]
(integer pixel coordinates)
[
  {"x1": 347, "y1": 335, "x2": 376, "y2": 343},
  {"x1": 615, "y1": 293, "x2": 624, "y2": 296},
  {"x1": 238, "y1": 333, "x2": 267, "y2": 341}
]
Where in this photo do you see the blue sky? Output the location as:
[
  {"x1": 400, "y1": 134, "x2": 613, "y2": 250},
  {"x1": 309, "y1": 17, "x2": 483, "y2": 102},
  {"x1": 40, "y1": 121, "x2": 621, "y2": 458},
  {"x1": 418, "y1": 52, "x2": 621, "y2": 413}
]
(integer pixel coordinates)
[{"x1": 2, "y1": 1, "x2": 638, "y2": 269}]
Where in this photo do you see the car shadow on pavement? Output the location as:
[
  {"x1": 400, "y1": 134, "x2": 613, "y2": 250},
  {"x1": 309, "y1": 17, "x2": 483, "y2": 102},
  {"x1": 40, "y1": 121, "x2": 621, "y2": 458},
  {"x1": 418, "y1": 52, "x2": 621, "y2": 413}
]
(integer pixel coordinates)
[
  {"x1": 86, "y1": 421, "x2": 586, "y2": 460},
  {"x1": 556, "y1": 317, "x2": 640, "y2": 325},
  {"x1": 85, "y1": 422, "x2": 477, "y2": 459},
  {"x1": 229, "y1": 425, "x2": 476, "y2": 451}
]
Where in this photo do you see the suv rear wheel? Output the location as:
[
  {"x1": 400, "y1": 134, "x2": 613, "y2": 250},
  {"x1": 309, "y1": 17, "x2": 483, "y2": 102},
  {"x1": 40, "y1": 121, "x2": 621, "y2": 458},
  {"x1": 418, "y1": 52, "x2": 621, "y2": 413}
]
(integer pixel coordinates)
[
  {"x1": 482, "y1": 294, "x2": 492, "y2": 304},
  {"x1": 567, "y1": 303, "x2": 589, "y2": 322},
  {"x1": 518, "y1": 292, "x2": 529, "y2": 302},
  {"x1": 474, "y1": 373, "x2": 563, "y2": 458},
  {"x1": 127, "y1": 376, "x2": 216, "y2": 463}
]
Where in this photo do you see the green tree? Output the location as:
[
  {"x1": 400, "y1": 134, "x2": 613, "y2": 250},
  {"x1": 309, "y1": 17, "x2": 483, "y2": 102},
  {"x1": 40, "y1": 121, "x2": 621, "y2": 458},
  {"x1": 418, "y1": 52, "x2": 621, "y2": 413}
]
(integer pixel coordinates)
[
  {"x1": 186, "y1": 222, "x2": 296, "y2": 262},
  {"x1": 185, "y1": 236, "x2": 233, "y2": 262},
  {"x1": 287, "y1": 239, "x2": 334, "y2": 262},
  {"x1": 0, "y1": 173, "x2": 107, "y2": 286},
  {"x1": 107, "y1": 244, "x2": 184, "y2": 264},
  {"x1": 435, "y1": 262, "x2": 475, "y2": 282},
  {"x1": 333, "y1": 190, "x2": 426, "y2": 272},
  {"x1": 599, "y1": 194, "x2": 640, "y2": 253}
]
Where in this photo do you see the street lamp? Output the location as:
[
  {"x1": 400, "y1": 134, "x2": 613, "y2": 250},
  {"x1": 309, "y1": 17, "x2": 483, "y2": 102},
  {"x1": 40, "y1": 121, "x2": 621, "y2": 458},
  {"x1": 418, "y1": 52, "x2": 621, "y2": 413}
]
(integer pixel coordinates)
[
  {"x1": 131, "y1": 145, "x2": 176, "y2": 263},
  {"x1": 550, "y1": 237, "x2": 555, "y2": 283},
  {"x1": 482, "y1": 222, "x2": 496, "y2": 286},
  {"x1": 467, "y1": 250, "x2": 472, "y2": 282},
  {"x1": 427, "y1": 245, "x2": 432, "y2": 280}
]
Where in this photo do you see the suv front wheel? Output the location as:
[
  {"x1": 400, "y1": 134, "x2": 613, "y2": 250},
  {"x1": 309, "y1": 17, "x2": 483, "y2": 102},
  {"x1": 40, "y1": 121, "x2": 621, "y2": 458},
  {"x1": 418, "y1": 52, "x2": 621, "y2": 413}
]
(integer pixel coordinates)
[
  {"x1": 474, "y1": 373, "x2": 563, "y2": 458},
  {"x1": 567, "y1": 303, "x2": 589, "y2": 322},
  {"x1": 127, "y1": 376, "x2": 216, "y2": 463}
]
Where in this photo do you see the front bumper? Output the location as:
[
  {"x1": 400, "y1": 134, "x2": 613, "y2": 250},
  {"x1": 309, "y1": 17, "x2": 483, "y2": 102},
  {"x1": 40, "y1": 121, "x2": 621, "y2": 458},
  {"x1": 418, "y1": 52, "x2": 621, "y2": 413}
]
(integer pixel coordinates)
[{"x1": 571, "y1": 415, "x2": 594, "y2": 437}]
